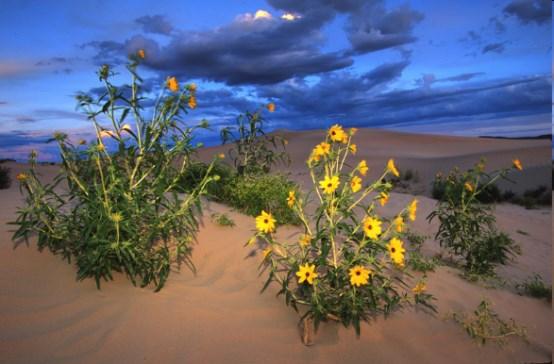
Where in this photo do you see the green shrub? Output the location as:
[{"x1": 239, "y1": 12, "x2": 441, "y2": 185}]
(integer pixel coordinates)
[
  {"x1": 211, "y1": 212, "x2": 235, "y2": 227},
  {"x1": 178, "y1": 160, "x2": 234, "y2": 199},
  {"x1": 428, "y1": 160, "x2": 521, "y2": 275},
  {"x1": 516, "y1": 274, "x2": 552, "y2": 301},
  {"x1": 225, "y1": 173, "x2": 300, "y2": 225},
  {"x1": 12, "y1": 54, "x2": 217, "y2": 291},
  {"x1": 220, "y1": 107, "x2": 289, "y2": 175},
  {"x1": 0, "y1": 165, "x2": 11, "y2": 189}
]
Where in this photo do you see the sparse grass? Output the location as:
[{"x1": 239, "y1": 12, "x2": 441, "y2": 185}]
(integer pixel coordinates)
[
  {"x1": 0, "y1": 165, "x2": 11, "y2": 189},
  {"x1": 447, "y1": 299, "x2": 527, "y2": 346},
  {"x1": 407, "y1": 251, "x2": 437, "y2": 273},
  {"x1": 516, "y1": 274, "x2": 552, "y2": 302},
  {"x1": 211, "y1": 212, "x2": 235, "y2": 227}
]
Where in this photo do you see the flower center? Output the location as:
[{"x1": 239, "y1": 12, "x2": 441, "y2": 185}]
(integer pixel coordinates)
[
  {"x1": 327, "y1": 183, "x2": 332, "y2": 187},
  {"x1": 305, "y1": 272, "x2": 310, "y2": 277},
  {"x1": 391, "y1": 247, "x2": 396, "y2": 253},
  {"x1": 356, "y1": 271, "x2": 361, "y2": 276},
  {"x1": 367, "y1": 224, "x2": 372, "y2": 230},
  {"x1": 264, "y1": 219, "x2": 268, "y2": 223}
]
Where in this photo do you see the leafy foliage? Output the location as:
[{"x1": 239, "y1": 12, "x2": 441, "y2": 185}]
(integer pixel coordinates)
[
  {"x1": 11, "y1": 55, "x2": 217, "y2": 291},
  {"x1": 248, "y1": 125, "x2": 434, "y2": 338},
  {"x1": 448, "y1": 300, "x2": 527, "y2": 346},
  {"x1": 221, "y1": 108, "x2": 289, "y2": 175},
  {"x1": 427, "y1": 160, "x2": 521, "y2": 275},
  {"x1": 211, "y1": 212, "x2": 235, "y2": 227},
  {"x1": 516, "y1": 274, "x2": 552, "y2": 301}
]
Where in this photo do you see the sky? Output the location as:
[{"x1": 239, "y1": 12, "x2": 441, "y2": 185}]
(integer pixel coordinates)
[{"x1": 0, "y1": 0, "x2": 551, "y2": 161}]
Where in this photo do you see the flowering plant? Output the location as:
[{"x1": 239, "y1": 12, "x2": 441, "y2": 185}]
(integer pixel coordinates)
[
  {"x1": 12, "y1": 51, "x2": 217, "y2": 291},
  {"x1": 428, "y1": 159, "x2": 522, "y2": 275},
  {"x1": 248, "y1": 125, "x2": 432, "y2": 340},
  {"x1": 220, "y1": 103, "x2": 289, "y2": 175}
]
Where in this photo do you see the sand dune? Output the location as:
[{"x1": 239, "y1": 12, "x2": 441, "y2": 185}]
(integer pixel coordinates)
[{"x1": 0, "y1": 129, "x2": 551, "y2": 363}]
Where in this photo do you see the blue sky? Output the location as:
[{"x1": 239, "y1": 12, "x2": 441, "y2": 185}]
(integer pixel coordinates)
[{"x1": 0, "y1": 0, "x2": 551, "y2": 161}]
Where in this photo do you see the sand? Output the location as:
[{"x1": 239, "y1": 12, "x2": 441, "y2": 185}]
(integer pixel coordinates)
[{"x1": 0, "y1": 129, "x2": 551, "y2": 363}]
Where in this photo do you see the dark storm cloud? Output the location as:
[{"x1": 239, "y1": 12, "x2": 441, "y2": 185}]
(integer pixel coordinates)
[
  {"x1": 504, "y1": 0, "x2": 551, "y2": 25},
  {"x1": 252, "y1": 71, "x2": 550, "y2": 130},
  {"x1": 269, "y1": 0, "x2": 423, "y2": 54},
  {"x1": 135, "y1": 15, "x2": 173, "y2": 35},
  {"x1": 142, "y1": 15, "x2": 353, "y2": 85},
  {"x1": 482, "y1": 42, "x2": 506, "y2": 54}
]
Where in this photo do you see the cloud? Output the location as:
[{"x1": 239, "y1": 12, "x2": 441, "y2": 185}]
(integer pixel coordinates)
[
  {"x1": 251, "y1": 72, "x2": 550, "y2": 132},
  {"x1": 140, "y1": 14, "x2": 353, "y2": 85},
  {"x1": 35, "y1": 57, "x2": 68, "y2": 67},
  {"x1": 415, "y1": 72, "x2": 484, "y2": 88},
  {"x1": 15, "y1": 116, "x2": 38, "y2": 123},
  {"x1": 482, "y1": 42, "x2": 506, "y2": 54},
  {"x1": 268, "y1": 0, "x2": 423, "y2": 55},
  {"x1": 135, "y1": 15, "x2": 173, "y2": 35},
  {"x1": 504, "y1": 0, "x2": 551, "y2": 25}
]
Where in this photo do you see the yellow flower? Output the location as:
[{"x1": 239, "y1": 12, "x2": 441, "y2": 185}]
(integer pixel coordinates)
[
  {"x1": 166, "y1": 76, "x2": 179, "y2": 92},
  {"x1": 97, "y1": 144, "x2": 106, "y2": 152},
  {"x1": 110, "y1": 212, "x2": 123, "y2": 223},
  {"x1": 387, "y1": 238, "x2": 405, "y2": 267},
  {"x1": 349, "y1": 265, "x2": 371, "y2": 287},
  {"x1": 408, "y1": 199, "x2": 418, "y2": 221},
  {"x1": 464, "y1": 182, "x2": 474, "y2": 192},
  {"x1": 299, "y1": 234, "x2": 311, "y2": 248},
  {"x1": 296, "y1": 263, "x2": 318, "y2": 285},
  {"x1": 262, "y1": 247, "x2": 272, "y2": 260},
  {"x1": 349, "y1": 127, "x2": 358, "y2": 135},
  {"x1": 362, "y1": 216, "x2": 382, "y2": 240},
  {"x1": 319, "y1": 175, "x2": 340, "y2": 194},
  {"x1": 512, "y1": 158, "x2": 523, "y2": 171},
  {"x1": 313, "y1": 142, "x2": 331, "y2": 157},
  {"x1": 188, "y1": 95, "x2": 197, "y2": 109},
  {"x1": 328, "y1": 124, "x2": 346, "y2": 143},
  {"x1": 255, "y1": 210, "x2": 276, "y2": 234},
  {"x1": 267, "y1": 102, "x2": 276, "y2": 112},
  {"x1": 387, "y1": 159, "x2": 400, "y2": 177},
  {"x1": 394, "y1": 216, "x2": 404, "y2": 233},
  {"x1": 121, "y1": 123, "x2": 132, "y2": 133},
  {"x1": 79, "y1": 139, "x2": 87, "y2": 145},
  {"x1": 187, "y1": 83, "x2": 197, "y2": 92},
  {"x1": 358, "y1": 160, "x2": 368, "y2": 176},
  {"x1": 287, "y1": 190, "x2": 296, "y2": 208},
  {"x1": 137, "y1": 49, "x2": 145, "y2": 59},
  {"x1": 412, "y1": 281, "x2": 426, "y2": 294},
  {"x1": 247, "y1": 237, "x2": 257, "y2": 246},
  {"x1": 16, "y1": 173, "x2": 28, "y2": 182},
  {"x1": 379, "y1": 192, "x2": 389, "y2": 206},
  {"x1": 350, "y1": 175, "x2": 362, "y2": 193},
  {"x1": 349, "y1": 144, "x2": 357, "y2": 155},
  {"x1": 218, "y1": 153, "x2": 225, "y2": 159}
]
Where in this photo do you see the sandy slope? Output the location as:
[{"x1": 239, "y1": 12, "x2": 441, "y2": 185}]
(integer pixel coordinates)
[{"x1": 0, "y1": 129, "x2": 551, "y2": 363}]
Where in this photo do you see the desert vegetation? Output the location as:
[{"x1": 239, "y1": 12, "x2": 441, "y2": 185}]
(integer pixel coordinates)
[{"x1": 11, "y1": 52, "x2": 218, "y2": 291}]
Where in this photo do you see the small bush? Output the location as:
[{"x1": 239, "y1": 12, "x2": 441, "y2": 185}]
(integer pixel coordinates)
[
  {"x1": 448, "y1": 300, "x2": 527, "y2": 346},
  {"x1": 211, "y1": 213, "x2": 235, "y2": 227},
  {"x1": 407, "y1": 251, "x2": 437, "y2": 273},
  {"x1": 178, "y1": 161, "x2": 234, "y2": 199},
  {"x1": 0, "y1": 165, "x2": 11, "y2": 189},
  {"x1": 12, "y1": 54, "x2": 217, "y2": 291},
  {"x1": 221, "y1": 106, "x2": 289, "y2": 175},
  {"x1": 226, "y1": 173, "x2": 300, "y2": 225},
  {"x1": 428, "y1": 160, "x2": 521, "y2": 275},
  {"x1": 516, "y1": 274, "x2": 552, "y2": 301}
]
